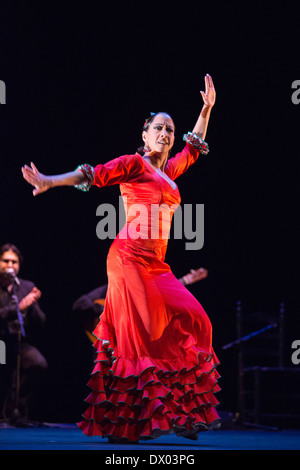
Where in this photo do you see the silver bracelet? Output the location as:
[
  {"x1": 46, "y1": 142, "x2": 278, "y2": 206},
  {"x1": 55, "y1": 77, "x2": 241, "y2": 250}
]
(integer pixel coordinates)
[
  {"x1": 183, "y1": 132, "x2": 209, "y2": 155},
  {"x1": 74, "y1": 164, "x2": 95, "y2": 192}
]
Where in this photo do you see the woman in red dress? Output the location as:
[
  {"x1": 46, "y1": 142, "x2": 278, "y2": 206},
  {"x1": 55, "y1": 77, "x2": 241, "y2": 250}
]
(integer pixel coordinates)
[{"x1": 22, "y1": 74, "x2": 221, "y2": 442}]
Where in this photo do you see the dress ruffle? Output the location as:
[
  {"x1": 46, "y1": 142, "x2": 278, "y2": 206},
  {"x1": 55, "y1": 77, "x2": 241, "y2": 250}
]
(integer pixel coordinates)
[{"x1": 77, "y1": 337, "x2": 221, "y2": 442}]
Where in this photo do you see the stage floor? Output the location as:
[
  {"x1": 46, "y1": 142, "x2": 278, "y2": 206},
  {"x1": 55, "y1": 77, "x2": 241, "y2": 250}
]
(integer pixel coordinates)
[{"x1": 0, "y1": 423, "x2": 300, "y2": 451}]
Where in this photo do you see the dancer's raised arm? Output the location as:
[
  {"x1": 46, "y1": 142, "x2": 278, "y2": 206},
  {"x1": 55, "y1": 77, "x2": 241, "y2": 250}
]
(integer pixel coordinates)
[
  {"x1": 22, "y1": 162, "x2": 89, "y2": 196},
  {"x1": 192, "y1": 74, "x2": 216, "y2": 140}
]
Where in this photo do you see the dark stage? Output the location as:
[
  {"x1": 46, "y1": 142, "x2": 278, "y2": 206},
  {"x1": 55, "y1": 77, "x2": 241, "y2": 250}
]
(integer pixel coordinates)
[
  {"x1": 1, "y1": 1, "x2": 300, "y2": 452},
  {"x1": 0, "y1": 423, "x2": 300, "y2": 451}
]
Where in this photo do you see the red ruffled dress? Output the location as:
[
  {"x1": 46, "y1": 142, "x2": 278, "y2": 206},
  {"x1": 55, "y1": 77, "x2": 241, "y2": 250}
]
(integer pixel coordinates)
[{"x1": 77, "y1": 137, "x2": 221, "y2": 441}]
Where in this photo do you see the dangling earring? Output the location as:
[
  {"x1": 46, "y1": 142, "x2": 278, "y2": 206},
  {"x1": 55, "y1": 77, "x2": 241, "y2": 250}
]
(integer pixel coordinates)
[{"x1": 143, "y1": 144, "x2": 151, "y2": 153}]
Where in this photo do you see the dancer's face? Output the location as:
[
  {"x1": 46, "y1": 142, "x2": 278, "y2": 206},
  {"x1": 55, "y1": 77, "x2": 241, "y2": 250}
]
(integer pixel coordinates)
[
  {"x1": 0, "y1": 250, "x2": 20, "y2": 276},
  {"x1": 142, "y1": 114, "x2": 175, "y2": 156}
]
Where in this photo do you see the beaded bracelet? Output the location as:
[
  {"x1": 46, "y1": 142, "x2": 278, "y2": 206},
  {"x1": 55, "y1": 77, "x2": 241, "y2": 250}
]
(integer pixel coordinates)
[
  {"x1": 74, "y1": 164, "x2": 95, "y2": 192},
  {"x1": 183, "y1": 132, "x2": 209, "y2": 155}
]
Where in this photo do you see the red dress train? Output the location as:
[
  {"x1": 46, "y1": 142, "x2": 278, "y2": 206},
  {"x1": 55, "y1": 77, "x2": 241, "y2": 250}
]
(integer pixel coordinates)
[{"x1": 77, "y1": 143, "x2": 221, "y2": 441}]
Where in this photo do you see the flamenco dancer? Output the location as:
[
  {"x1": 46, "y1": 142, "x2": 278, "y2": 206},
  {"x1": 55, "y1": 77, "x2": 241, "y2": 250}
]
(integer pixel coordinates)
[{"x1": 22, "y1": 74, "x2": 221, "y2": 442}]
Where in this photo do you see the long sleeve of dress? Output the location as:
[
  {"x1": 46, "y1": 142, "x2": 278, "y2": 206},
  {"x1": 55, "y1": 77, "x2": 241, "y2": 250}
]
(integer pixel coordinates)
[
  {"x1": 93, "y1": 154, "x2": 145, "y2": 188},
  {"x1": 165, "y1": 143, "x2": 200, "y2": 181}
]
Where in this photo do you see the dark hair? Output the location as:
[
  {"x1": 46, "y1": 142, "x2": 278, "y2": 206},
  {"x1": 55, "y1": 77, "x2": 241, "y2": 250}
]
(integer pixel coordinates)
[
  {"x1": 137, "y1": 111, "x2": 174, "y2": 155},
  {"x1": 0, "y1": 243, "x2": 23, "y2": 264}
]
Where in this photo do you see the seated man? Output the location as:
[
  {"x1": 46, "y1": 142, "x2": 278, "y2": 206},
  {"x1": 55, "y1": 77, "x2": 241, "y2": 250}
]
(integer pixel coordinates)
[{"x1": 0, "y1": 243, "x2": 47, "y2": 425}]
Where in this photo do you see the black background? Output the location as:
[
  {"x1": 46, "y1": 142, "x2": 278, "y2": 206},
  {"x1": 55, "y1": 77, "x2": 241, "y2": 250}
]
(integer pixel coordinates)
[{"x1": 0, "y1": 1, "x2": 299, "y2": 423}]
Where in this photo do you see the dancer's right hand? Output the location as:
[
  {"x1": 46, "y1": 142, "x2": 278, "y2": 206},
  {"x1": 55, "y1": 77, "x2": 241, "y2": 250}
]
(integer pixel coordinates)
[{"x1": 21, "y1": 162, "x2": 51, "y2": 196}]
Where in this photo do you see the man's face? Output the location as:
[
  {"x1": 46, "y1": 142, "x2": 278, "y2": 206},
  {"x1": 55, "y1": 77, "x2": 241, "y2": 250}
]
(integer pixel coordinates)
[{"x1": 0, "y1": 250, "x2": 20, "y2": 276}]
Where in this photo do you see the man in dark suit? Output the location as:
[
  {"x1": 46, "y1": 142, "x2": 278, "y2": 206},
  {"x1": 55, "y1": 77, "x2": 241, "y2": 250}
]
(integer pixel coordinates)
[{"x1": 0, "y1": 243, "x2": 47, "y2": 425}]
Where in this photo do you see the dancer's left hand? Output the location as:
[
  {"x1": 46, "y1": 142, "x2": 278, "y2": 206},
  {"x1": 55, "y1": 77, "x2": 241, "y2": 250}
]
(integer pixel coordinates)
[{"x1": 200, "y1": 74, "x2": 216, "y2": 108}]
